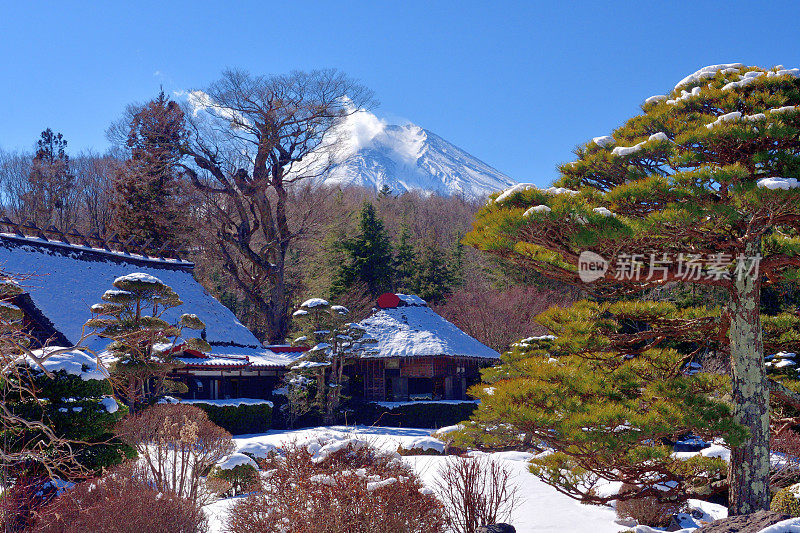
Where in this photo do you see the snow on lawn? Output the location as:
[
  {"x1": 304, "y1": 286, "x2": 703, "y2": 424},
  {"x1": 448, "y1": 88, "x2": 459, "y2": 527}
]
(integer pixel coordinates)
[{"x1": 206, "y1": 425, "x2": 625, "y2": 533}]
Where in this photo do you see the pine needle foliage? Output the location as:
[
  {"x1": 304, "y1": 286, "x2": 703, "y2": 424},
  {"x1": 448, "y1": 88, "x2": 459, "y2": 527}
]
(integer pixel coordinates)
[
  {"x1": 462, "y1": 300, "x2": 740, "y2": 505},
  {"x1": 465, "y1": 64, "x2": 800, "y2": 514},
  {"x1": 86, "y1": 272, "x2": 210, "y2": 410},
  {"x1": 288, "y1": 299, "x2": 377, "y2": 425}
]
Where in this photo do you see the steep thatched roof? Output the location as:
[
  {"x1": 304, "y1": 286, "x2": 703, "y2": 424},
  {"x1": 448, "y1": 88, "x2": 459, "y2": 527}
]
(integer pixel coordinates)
[
  {"x1": 357, "y1": 294, "x2": 500, "y2": 360},
  {"x1": 0, "y1": 233, "x2": 262, "y2": 355}
]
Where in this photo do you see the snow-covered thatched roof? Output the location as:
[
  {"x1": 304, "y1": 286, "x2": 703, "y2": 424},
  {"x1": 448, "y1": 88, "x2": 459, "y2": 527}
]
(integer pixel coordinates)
[
  {"x1": 356, "y1": 294, "x2": 500, "y2": 360},
  {"x1": 0, "y1": 234, "x2": 301, "y2": 367}
]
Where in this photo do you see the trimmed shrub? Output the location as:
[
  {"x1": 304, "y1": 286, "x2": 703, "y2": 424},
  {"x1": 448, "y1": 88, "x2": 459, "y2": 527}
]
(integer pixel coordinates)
[
  {"x1": 33, "y1": 462, "x2": 208, "y2": 533},
  {"x1": 397, "y1": 445, "x2": 445, "y2": 456},
  {"x1": 191, "y1": 402, "x2": 272, "y2": 435},
  {"x1": 7, "y1": 369, "x2": 132, "y2": 473},
  {"x1": 354, "y1": 401, "x2": 478, "y2": 429},
  {"x1": 228, "y1": 441, "x2": 447, "y2": 533},
  {"x1": 771, "y1": 485, "x2": 800, "y2": 516}
]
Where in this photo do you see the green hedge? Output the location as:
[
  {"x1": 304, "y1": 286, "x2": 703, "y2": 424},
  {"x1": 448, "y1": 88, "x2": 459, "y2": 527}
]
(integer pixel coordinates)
[
  {"x1": 353, "y1": 401, "x2": 478, "y2": 429},
  {"x1": 190, "y1": 402, "x2": 273, "y2": 435},
  {"x1": 7, "y1": 369, "x2": 133, "y2": 472}
]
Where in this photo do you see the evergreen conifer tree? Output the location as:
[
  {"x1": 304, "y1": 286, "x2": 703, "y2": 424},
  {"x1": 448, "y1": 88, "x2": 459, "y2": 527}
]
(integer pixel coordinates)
[
  {"x1": 110, "y1": 90, "x2": 188, "y2": 249},
  {"x1": 287, "y1": 298, "x2": 376, "y2": 425},
  {"x1": 465, "y1": 64, "x2": 800, "y2": 514},
  {"x1": 25, "y1": 128, "x2": 75, "y2": 229},
  {"x1": 331, "y1": 202, "x2": 394, "y2": 298},
  {"x1": 409, "y1": 236, "x2": 458, "y2": 304},
  {"x1": 393, "y1": 224, "x2": 416, "y2": 292},
  {"x1": 87, "y1": 273, "x2": 210, "y2": 411}
]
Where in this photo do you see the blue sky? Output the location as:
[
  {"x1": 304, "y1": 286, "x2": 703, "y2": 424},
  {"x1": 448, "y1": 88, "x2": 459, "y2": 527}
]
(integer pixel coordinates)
[{"x1": 1, "y1": 0, "x2": 799, "y2": 186}]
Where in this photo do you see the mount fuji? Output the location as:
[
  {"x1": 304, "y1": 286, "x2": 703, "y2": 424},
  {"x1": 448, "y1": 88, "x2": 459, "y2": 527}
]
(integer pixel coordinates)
[{"x1": 301, "y1": 110, "x2": 517, "y2": 200}]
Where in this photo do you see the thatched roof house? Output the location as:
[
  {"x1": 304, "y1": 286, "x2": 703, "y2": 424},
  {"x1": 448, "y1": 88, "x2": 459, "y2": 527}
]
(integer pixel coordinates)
[
  {"x1": 0, "y1": 233, "x2": 302, "y2": 399},
  {"x1": 350, "y1": 293, "x2": 500, "y2": 401}
]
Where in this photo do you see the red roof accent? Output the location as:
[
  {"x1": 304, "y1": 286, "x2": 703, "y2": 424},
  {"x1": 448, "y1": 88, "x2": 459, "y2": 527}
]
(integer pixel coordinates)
[
  {"x1": 377, "y1": 293, "x2": 401, "y2": 309},
  {"x1": 268, "y1": 345, "x2": 308, "y2": 353},
  {"x1": 163, "y1": 342, "x2": 207, "y2": 358}
]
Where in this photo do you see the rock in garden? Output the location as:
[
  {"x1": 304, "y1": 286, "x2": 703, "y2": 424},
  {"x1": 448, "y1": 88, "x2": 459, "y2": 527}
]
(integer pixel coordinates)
[{"x1": 695, "y1": 510, "x2": 789, "y2": 533}]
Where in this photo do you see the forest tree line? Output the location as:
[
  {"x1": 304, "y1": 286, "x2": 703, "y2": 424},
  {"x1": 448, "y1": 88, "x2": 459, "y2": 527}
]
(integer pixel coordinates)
[{"x1": 0, "y1": 71, "x2": 572, "y2": 352}]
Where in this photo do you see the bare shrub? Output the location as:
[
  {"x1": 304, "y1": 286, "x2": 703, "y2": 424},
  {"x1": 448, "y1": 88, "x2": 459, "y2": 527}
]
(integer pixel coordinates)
[
  {"x1": 615, "y1": 487, "x2": 681, "y2": 528},
  {"x1": 33, "y1": 462, "x2": 208, "y2": 533},
  {"x1": 434, "y1": 456, "x2": 519, "y2": 533},
  {"x1": 772, "y1": 430, "x2": 800, "y2": 489},
  {"x1": 203, "y1": 475, "x2": 233, "y2": 498},
  {"x1": 227, "y1": 441, "x2": 447, "y2": 533},
  {"x1": 434, "y1": 285, "x2": 576, "y2": 353},
  {"x1": 115, "y1": 403, "x2": 235, "y2": 504},
  {"x1": 0, "y1": 476, "x2": 58, "y2": 533}
]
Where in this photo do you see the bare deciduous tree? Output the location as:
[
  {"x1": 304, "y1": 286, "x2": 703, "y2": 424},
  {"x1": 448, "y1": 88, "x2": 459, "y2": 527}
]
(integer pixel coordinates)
[
  {"x1": 434, "y1": 285, "x2": 577, "y2": 353},
  {"x1": 180, "y1": 68, "x2": 375, "y2": 343}
]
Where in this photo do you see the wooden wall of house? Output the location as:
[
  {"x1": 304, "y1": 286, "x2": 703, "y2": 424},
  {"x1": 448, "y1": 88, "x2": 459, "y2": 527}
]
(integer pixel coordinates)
[
  {"x1": 353, "y1": 356, "x2": 491, "y2": 402},
  {"x1": 170, "y1": 371, "x2": 282, "y2": 401}
]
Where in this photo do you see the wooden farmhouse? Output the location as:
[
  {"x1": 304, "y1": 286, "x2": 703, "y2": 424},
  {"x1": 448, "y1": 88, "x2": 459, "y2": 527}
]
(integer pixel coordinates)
[
  {"x1": 0, "y1": 228, "x2": 498, "y2": 405},
  {"x1": 0, "y1": 231, "x2": 302, "y2": 401},
  {"x1": 348, "y1": 293, "x2": 500, "y2": 402}
]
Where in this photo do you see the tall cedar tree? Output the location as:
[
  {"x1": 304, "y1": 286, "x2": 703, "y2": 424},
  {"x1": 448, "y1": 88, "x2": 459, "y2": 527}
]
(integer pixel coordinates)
[
  {"x1": 465, "y1": 64, "x2": 800, "y2": 514},
  {"x1": 409, "y1": 234, "x2": 461, "y2": 304},
  {"x1": 87, "y1": 273, "x2": 210, "y2": 411},
  {"x1": 26, "y1": 129, "x2": 74, "y2": 229},
  {"x1": 181, "y1": 69, "x2": 375, "y2": 344},
  {"x1": 332, "y1": 202, "x2": 394, "y2": 298},
  {"x1": 111, "y1": 91, "x2": 188, "y2": 249},
  {"x1": 393, "y1": 224, "x2": 416, "y2": 292},
  {"x1": 288, "y1": 298, "x2": 376, "y2": 424}
]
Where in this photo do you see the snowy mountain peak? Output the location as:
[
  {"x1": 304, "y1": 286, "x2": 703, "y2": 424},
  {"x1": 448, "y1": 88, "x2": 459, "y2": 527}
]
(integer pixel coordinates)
[{"x1": 301, "y1": 110, "x2": 516, "y2": 200}]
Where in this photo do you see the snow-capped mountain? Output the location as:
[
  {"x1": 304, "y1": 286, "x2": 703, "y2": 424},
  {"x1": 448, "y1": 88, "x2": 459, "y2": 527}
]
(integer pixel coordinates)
[{"x1": 299, "y1": 110, "x2": 516, "y2": 200}]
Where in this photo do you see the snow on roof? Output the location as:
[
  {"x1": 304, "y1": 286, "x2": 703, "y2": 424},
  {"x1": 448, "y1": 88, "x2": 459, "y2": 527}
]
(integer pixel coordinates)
[
  {"x1": 0, "y1": 234, "x2": 260, "y2": 351},
  {"x1": 356, "y1": 294, "x2": 500, "y2": 360},
  {"x1": 26, "y1": 347, "x2": 109, "y2": 381},
  {"x1": 174, "y1": 345, "x2": 306, "y2": 369}
]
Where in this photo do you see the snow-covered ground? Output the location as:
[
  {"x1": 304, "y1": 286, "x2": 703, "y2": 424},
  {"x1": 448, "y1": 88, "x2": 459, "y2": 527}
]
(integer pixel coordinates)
[{"x1": 205, "y1": 425, "x2": 626, "y2": 533}]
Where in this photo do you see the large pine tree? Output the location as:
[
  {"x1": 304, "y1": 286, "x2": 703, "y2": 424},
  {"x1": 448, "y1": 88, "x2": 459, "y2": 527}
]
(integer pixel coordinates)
[
  {"x1": 465, "y1": 64, "x2": 800, "y2": 514},
  {"x1": 87, "y1": 273, "x2": 209, "y2": 411}
]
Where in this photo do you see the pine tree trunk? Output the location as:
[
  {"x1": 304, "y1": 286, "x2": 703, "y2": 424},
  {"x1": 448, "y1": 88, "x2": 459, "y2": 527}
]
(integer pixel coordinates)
[{"x1": 727, "y1": 240, "x2": 770, "y2": 515}]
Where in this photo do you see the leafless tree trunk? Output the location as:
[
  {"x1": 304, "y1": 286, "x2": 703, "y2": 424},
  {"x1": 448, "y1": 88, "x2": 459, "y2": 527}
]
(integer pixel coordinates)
[{"x1": 180, "y1": 68, "x2": 375, "y2": 343}]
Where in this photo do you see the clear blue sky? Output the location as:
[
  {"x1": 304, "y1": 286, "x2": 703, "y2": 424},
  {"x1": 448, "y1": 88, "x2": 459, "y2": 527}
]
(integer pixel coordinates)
[{"x1": 1, "y1": 0, "x2": 799, "y2": 186}]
